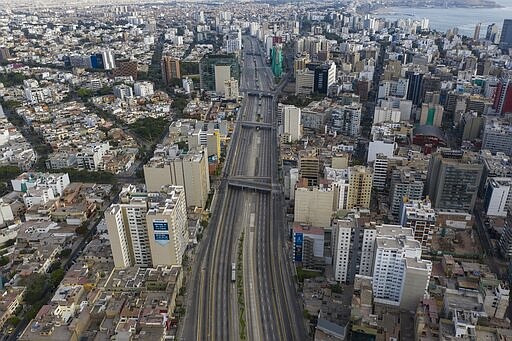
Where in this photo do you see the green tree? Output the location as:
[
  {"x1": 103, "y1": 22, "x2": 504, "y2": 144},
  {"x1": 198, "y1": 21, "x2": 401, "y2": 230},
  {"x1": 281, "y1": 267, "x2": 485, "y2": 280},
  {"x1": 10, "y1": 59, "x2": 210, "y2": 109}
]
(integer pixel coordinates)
[
  {"x1": 0, "y1": 73, "x2": 27, "y2": 87},
  {"x1": 50, "y1": 268, "x2": 65, "y2": 288},
  {"x1": 6, "y1": 316, "x2": 20, "y2": 326},
  {"x1": 0, "y1": 166, "x2": 20, "y2": 182},
  {"x1": 59, "y1": 248, "x2": 72, "y2": 258},
  {"x1": 24, "y1": 274, "x2": 49, "y2": 302},
  {"x1": 180, "y1": 62, "x2": 199, "y2": 75},
  {"x1": 0, "y1": 256, "x2": 9, "y2": 266},
  {"x1": 129, "y1": 117, "x2": 170, "y2": 143},
  {"x1": 75, "y1": 224, "x2": 88, "y2": 235},
  {"x1": 77, "y1": 88, "x2": 93, "y2": 99},
  {"x1": 96, "y1": 86, "x2": 112, "y2": 96},
  {"x1": 172, "y1": 94, "x2": 190, "y2": 117},
  {"x1": 0, "y1": 99, "x2": 21, "y2": 111}
]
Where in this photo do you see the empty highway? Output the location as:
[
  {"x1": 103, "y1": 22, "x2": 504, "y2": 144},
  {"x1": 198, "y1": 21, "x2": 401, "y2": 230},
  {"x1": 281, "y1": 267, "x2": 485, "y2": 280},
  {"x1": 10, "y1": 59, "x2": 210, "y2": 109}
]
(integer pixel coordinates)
[{"x1": 181, "y1": 36, "x2": 306, "y2": 341}]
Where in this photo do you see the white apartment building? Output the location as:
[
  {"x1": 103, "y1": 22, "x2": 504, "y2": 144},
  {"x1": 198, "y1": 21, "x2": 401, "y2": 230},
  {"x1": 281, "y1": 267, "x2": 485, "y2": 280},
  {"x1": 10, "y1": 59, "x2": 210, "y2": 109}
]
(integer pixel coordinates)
[
  {"x1": 146, "y1": 187, "x2": 188, "y2": 266},
  {"x1": 143, "y1": 144, "x2": 211, "y2": 208},
  {"x1": 101, "y1": 50, "x2": 116, "y2": 70},
  {"x1": 182, "y1": 77, "x2": 193, "y2": 94},
  {"x1": 331, "y1": 215, "x2": 384, "y2": 283},
  {"x1": 399, "y1": 198, "x2": 436, "y2": 250},
  {"x1": 372, "y1": 225, "x2": 432, "y2": 310},
  {"x1": 11, "y1": 172, "x2": 70, "y2": 196},
  {"x1": 113, "y1": 84, "x2": 133, "y2": 100},
  {"x1": 373, "y1": 107, "x2": 401, "y2": 124},
  {"x1": 482, "y1": 117, "x2": 512, "y2": 156},
  {"x1": 106, "y1": 184, "x2": 188, "y2": 268},
  {"x1": 372, "y1": 154, "x2": 389, "y2": 191},
  {"x1": 324, "y1": 167, "x2": 349, "y2": 210},
  {"x1": 484, "y1": 177, "x2": 512, "y2": 217},
  {"x1": 134, "y1": 81, "x2": 154, "y2": 97},
  {"x1": 377, "y1": 79, "x2": 409, "y2": 99},
  {"x1": 76, "y1": 142, "x2": 110, "y2": 171},
  {"x1": 106, "y1": 186, "x2": 151, "y2": 268},
  {"x1": 332, "y1": 218, "x2": 377, "y2": 283},
  {"x1": 295, "y1": 68, "x2": 315, "y2": 95},
  {"x1": 330, "y1": 104, "x2": 361, "y2": 137},
  {"x1": 214, "y1": 65, "x2": 231, "y2": 95},
  {"x1": 188, "y1": 126, "x2": 220, "y2": 158},
  {"x1": 282, "y1": 105, "x2": 302, "y2": 143}
]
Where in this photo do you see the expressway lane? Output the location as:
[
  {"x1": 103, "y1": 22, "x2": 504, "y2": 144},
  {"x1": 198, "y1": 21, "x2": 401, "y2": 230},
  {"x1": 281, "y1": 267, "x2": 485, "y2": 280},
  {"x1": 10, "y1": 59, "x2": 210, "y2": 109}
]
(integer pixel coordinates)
[{"x1": 183, "y1": 35, "x2": 306, "y2": 341}]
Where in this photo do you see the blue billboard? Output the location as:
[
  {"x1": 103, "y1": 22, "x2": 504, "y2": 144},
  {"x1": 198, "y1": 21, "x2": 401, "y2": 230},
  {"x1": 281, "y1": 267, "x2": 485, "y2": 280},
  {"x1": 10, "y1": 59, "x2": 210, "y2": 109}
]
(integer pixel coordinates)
[
  {"x1": 294, "y1": 232, "x2": 303, "y2": 262},
  {"x1": 154, "y1": 233, "x2": 170, "y2": 246},
  {"x1": 153, "y1": 221, "x2": 169, "y2": 231}
]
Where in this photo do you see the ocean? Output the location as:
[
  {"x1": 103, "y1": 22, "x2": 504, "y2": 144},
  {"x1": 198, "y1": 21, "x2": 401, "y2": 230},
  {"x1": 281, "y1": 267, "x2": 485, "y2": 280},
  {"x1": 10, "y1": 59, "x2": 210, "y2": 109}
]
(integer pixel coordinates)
[{"x1": 372, "y1": 0, "x2": 512, "y2": 36}]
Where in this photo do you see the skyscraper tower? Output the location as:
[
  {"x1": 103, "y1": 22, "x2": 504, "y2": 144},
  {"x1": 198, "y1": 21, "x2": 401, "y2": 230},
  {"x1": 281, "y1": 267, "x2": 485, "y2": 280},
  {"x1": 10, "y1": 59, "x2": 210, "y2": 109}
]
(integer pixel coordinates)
[
  {"x1": 161, "y1": 56, "x2": 181, "y2": 85},
  {"x1": 426, "y1": 150, "x2": 483, "y2": 212},
  {"x1": 474, "y1": 23, "x2": 481, "y2": 40},
  {"x1": 271, "y1": 45, "x2": 283, "y2": 78},
  {"x1": 500, "y1": 19, "x2": 512, "y2": 50}
]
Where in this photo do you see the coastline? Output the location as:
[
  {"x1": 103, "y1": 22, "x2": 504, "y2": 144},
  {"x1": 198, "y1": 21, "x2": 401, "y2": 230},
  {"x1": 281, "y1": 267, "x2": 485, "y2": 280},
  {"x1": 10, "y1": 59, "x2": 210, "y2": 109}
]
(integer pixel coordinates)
[{"x1": 363, "y1": 1, "x2": 504, "y2": 15}]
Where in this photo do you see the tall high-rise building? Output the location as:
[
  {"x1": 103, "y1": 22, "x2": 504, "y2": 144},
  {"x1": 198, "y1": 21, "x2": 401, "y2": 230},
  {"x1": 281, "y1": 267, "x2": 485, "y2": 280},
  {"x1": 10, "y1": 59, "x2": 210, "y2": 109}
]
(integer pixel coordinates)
[
  {"x1": 484, "y1": 178, "x2": 512, "y2": 217},
  {"x1": 106, "y1": 186, "x2": 150, "y2": 268},
  {"x1": 492, "y1": 79, "x2": 512, "y2": 115},
  {"x1": 299, "y1": 149, "x2": 319, "y2": 186},
  {"x1": 347, "y1": 166, "x2": 373, "y2": 209},
  {"x1": 271, "y1": 45, "x2": 283, "y2": 77},
  {"x1": 144, "y1": 145, "x2": 210, "y2": 208},
  {"x1": 399, "y1": 198, "x2": 436, "y2": 250},
  {"x1": 146, "y1": 187, "x2": 188, "y2": 266},
  {"x1": 101, "y1": 50, "x2": 116, "y2": 70},
  {"x1": 499, "y1": 19, "x2": 512, "y2": 50},
  {"x1": 482, "y1": 117, "x2": 512, "y2": 156},
  {"x1": 294, "y1": 184, "x2": 335, "y2": 227},
  {"x1": 426, "y1": 150, "x2": 483, "y2": 212},
  {"x1": 134, "y1": 81, "x2": 154, "y2": 97},
  {"x1": 282, "y1": 105, "x2": 302, "y2": 142},
  {"x1": 474, "y1": 23, "x2": 482, "y2": 40},
  {"x1": 294, "y1": 53, "x2": 310, "y2": 75},
  {"x1": 332, "y1": 218, "x2": 377, "y2": 283},
  {"x1": 334, "y1": 221, "x2": 432, "y2": 309},
  {"x1": 313, "y1": 61, "x2": 336, "y2": 94},
  {"x1": 161, "y1": 56, "x2": 181, "y2": 85},
  {"x1": 214, "y1": 65, "x2": 231, "y2": 95},
  {"x1": 372, "y1": 154, "x2": 389, "y2": 191},
  {"x1": 405, "y1": 71, "x2": 424, "y2": 106},
  {"x1": 188, "y1": 125, "x2": 221, "y2": 159},
  {"x1": 113, "y1": 84, "x2": 133, "y2": 100},
  {"x1": 199, "y1": 54, "x2": 239, "y2": 92},
  {"x1": 295, "y1": 67, "x2": 315, "y2": 95},
  {"x1": 224, "y1": 78, "x2": 239, "y2": 100},
  {"x1": 389, "y1": 168, "x2": 425, "y2": 218},
  {"x1": 225, "y1": 29, "x2": 242, "y2": 54},
  {"x1": 106, "y1": 185, "x2": 188, "y2": 269},
  {"x1": 419, "y1": 103, "x2": 444, "y2": 127},
  {"x1": 330, "y1": 104, "x2": 361, "y2": 137},
  {"x1": 113, "y1": 60, "x2": 138, "y2": 80},
  {"x1": 486, "y1": 23, "x2": 500, "y2": 43},
  {"x1": 372, "y1": 225, "x2": 432, "y2": 310}
]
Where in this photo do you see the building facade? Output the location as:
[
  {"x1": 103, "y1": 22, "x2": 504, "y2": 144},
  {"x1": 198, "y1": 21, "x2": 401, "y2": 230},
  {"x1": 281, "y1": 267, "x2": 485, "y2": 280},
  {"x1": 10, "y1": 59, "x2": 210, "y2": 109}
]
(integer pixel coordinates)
[
  {"x1": 199, "y1": 54, "x2": 239, "y2": 92},
  {"x1": 426, "y1": 150, "x2": 483, "y2": 212},
  {"x1": 161, "y1": 56, "x2": 181, "y2": 85},
  {"x1": 144, "y1": 145, "x2": 210, "y2": 208},
  {"x1": 106, "y1": 185, "x2": 188, "y2": 269}
]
